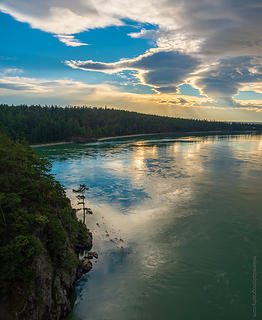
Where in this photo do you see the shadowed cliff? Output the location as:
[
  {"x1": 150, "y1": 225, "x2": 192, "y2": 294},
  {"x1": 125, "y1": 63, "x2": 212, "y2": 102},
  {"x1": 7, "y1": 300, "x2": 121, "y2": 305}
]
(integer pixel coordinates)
[{"x1": 0, "y1": 132, "x2": 92, "y2": 319}]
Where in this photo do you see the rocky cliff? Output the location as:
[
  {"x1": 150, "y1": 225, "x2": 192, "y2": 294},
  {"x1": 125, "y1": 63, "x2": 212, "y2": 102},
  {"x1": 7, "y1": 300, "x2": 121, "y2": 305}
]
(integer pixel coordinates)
[
  {"x1": 14, "y1": 223, "x2": 92, "y2": 320},
  {"x1": 0, "y1": 133, "x2": 93, "y2": 320}
]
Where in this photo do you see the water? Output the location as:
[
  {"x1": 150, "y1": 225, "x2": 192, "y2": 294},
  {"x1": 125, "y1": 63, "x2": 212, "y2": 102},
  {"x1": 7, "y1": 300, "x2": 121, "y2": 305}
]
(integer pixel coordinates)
[{"x1": 36, "y1": 133, "x2": 262, "y2": 320}]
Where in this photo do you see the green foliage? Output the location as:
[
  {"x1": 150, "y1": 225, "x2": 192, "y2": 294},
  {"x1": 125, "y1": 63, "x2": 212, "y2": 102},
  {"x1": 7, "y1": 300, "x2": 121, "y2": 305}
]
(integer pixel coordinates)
[
  {"x1": 35, "y1": 215, "x2": 49, "y2": 225},
  {"x1": 0, "y1": 105, "x2": 260, "y2": 144},
  {"x1": 0, "y1": 133, "x2": 91, "y2": 304}
]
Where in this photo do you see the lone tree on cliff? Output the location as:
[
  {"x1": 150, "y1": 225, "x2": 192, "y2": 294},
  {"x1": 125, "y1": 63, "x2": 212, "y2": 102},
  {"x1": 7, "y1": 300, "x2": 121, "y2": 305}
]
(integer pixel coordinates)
[{"x1": 72, "y1": 184, "x2": 93, "y2": 223}]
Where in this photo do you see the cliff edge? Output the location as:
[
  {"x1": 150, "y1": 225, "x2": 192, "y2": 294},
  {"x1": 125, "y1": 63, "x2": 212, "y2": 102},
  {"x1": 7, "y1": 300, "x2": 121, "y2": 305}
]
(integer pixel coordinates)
[{"x1": 0, "y1": 132, "x2": 92, "y2": 320}]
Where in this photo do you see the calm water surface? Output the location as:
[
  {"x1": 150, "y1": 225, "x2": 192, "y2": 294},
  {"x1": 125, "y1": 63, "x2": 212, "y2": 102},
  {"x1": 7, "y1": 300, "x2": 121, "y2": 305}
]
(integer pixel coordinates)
[{"x1": 37, "y1": 134, "x2": 262, "y2": 320}]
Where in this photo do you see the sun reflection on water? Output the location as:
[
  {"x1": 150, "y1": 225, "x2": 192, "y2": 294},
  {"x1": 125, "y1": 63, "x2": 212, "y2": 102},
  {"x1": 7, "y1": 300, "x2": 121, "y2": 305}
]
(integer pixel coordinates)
[{"x1": 38, "y1": 133, "x2": 262, "y2": 320}]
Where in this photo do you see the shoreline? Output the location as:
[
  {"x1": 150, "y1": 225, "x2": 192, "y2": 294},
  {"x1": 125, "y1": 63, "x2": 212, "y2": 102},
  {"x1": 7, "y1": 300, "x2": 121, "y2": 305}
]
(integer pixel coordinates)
[
  {"x1": 31, "y1": 130, "x2": 259, "y2": 148},
  {"x1": 97, "y1": 130, "x2": 233, "y2": 141},
  {"x1": 97, "y1": 132, "x2": 168, "y2": 141},
  {"x1": 30, "y1": 141, "x2": 73, "y2": 148}
]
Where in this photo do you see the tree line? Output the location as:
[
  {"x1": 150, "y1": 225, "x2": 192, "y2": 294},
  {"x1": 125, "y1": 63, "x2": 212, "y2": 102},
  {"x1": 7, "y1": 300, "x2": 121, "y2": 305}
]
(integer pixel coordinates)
[{"x1": 0, "y1": 104, "x2": 260, "y2": 144}]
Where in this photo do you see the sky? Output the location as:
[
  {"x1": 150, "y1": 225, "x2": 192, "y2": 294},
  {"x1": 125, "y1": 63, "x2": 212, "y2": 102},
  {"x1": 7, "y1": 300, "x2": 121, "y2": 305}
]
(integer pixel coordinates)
[{"x1": 1, "y1": 0, "x2": 262, "y2": 121}]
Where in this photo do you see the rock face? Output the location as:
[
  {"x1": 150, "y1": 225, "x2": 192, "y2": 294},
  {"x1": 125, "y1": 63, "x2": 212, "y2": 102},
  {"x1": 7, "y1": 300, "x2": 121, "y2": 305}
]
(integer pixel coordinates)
[
  {"x1": 77, "y1": 259, "x2": 93, "y2": 278},
  {"x1": 15, "y1": 229, "x2": 92, "y2": 320},
  {"x1": 0, "y1": 134, "x2": 94, "y2": 320},
  {"x1": 14, "y1": 228, "x2": 92, "y2": 320},
  {"x1": 1, "y1": 207, "x2": 93, "y2": 320}
]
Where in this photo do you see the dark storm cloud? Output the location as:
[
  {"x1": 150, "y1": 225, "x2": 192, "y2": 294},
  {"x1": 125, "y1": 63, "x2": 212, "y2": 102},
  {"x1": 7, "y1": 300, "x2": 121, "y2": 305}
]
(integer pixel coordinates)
[
  {"x1": 66, "y1": 51, "x2": 200, "y2": 93},
  {"x1": 196, "y1": 56, "x2": 262, "y2": 105}
]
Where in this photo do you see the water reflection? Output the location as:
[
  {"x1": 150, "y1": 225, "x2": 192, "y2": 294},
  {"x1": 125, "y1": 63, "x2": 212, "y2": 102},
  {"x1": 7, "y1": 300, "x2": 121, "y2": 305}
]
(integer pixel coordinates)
[{"x1": 36, "y1": 133, "x2": 262, "y2": 320}]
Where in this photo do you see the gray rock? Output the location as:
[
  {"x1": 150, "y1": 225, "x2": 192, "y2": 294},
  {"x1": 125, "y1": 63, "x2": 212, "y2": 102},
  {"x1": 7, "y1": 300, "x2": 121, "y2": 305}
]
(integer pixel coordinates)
[{"x1": 84, "y1": 251, "x2": 98, "y2": 260}]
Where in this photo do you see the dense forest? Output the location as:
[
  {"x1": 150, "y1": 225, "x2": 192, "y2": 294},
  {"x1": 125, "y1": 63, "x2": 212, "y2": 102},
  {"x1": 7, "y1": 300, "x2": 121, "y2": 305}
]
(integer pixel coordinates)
[
  {"x1": 0, "y1": 132, "x2": 92, "y2": 319},
  {"x1": 0, "y1": 105, "x2": 261, "y2": 144}
]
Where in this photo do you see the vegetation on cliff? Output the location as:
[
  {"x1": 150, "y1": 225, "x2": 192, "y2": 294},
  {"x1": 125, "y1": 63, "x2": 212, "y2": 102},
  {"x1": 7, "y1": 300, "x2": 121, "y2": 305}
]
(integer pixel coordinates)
[
  {"x1": 0, "y1": 132, "x2": 92, "y2": 319},
  {"x1": 0, "y1": 104, "x2": 261, "y2": 144}
]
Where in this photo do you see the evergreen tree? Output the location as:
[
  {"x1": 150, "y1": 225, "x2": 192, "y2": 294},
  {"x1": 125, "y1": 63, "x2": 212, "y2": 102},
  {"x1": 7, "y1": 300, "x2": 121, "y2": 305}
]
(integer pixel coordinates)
[{"x1": 0, "y1": 104, "x2": 260, "y2": 144}]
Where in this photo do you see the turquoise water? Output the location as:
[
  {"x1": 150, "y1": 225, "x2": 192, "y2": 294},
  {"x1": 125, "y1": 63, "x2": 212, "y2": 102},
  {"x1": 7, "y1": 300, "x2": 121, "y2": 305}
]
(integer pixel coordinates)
[{"x1": 37, "y1": 134, "x2": 262, "y2": 320}]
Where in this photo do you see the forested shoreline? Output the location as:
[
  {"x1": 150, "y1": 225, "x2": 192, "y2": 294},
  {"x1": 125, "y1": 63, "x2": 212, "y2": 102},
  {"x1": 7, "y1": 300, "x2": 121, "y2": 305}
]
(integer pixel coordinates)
[{"x1": 0, "y1": 105, "x2": 261, "y2": 144}]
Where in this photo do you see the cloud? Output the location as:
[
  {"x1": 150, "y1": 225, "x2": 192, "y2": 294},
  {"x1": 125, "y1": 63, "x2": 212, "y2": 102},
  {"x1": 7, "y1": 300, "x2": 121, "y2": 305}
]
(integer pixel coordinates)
[
  {"x1": 66, "y1": 50, "x2": 200, "y2": 93},
  {"x1": 0, "y1": 76, "x2": 49, "y2": 92},
  {"x1": 55, "y1": 35, "x2": 88, "y2": 47},
  {"x1": 1, "y1": 75, "x2": 262, "y2": 121},
  {"x1": 2, "y1": 0, "x2": 262, "y2": 110},
  {"x1": 1, "y1": 0, "x2": 262, "y2": 55},
  {"x1": 0, "y1": 67, "x2": 23, "y2": 75},
  {"x1": 194, "y1": 56, "x2": 262, "y2": 106},
  {"x1": 0, "y1": 76, "x2": 95, "y2": 94},
  {"x1": 0, "y1": 75, "x2": 211, "y2": 110},
  {"x1": 0, "y1": 0, "x2": 123, "y2": 43},
  {"x1": 128, "y1": 28, "x2": 157, "y2": 39}
]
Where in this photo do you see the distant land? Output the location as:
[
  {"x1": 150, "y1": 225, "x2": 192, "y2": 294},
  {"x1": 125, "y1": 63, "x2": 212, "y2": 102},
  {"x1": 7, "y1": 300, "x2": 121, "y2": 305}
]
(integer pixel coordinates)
[{"x1": 0, "y1": 105, "x2": 261, "y2": 145}]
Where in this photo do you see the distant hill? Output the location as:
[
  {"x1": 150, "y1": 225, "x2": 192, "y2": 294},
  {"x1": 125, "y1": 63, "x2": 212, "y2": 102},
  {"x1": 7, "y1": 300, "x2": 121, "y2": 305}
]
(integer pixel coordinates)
[{"x1": 0, "y1": 104, "x2": 261, "y2": 144}]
